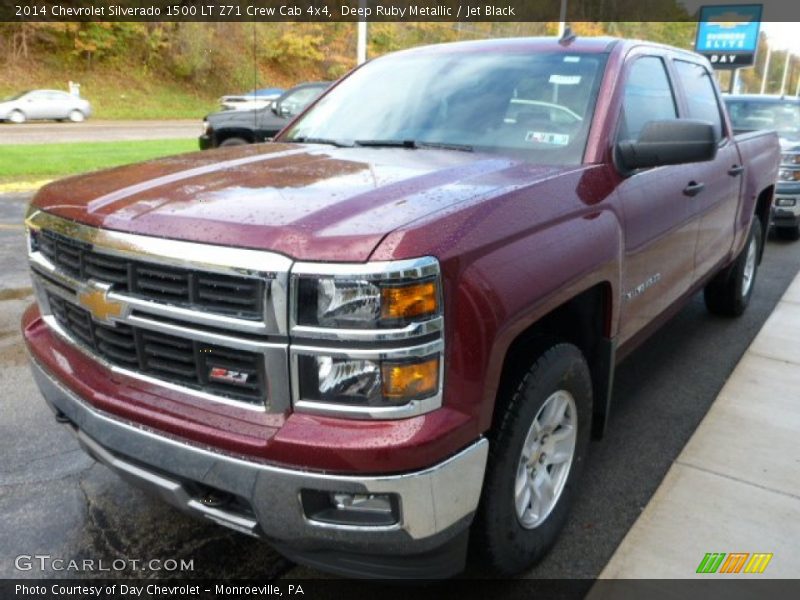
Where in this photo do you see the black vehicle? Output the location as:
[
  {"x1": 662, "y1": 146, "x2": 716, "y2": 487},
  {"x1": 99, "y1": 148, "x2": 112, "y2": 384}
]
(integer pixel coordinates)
[
  {"x1": 725, "y1": 94, "x2": 800, "y2": 240},
  {"x1": 199, "y1": 82, "x2": 330, "y2": 149}
]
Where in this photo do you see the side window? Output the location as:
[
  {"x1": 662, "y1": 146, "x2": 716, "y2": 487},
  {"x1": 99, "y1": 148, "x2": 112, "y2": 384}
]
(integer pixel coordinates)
[
  {"x1": 620, "y1": 56, "x2": 677, "y2": 141},
  {"x1": 674, "y1": 60, "x2": 724, "y2": 140}
]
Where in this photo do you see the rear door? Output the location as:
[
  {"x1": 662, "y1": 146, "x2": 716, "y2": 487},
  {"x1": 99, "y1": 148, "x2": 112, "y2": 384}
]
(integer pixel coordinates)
[
  {"x1": 616, "y1": 53, "x2": 700, "y2": 345},
  {"x1": 671, "y1": 59, "x2": 742, "y2": 279}
]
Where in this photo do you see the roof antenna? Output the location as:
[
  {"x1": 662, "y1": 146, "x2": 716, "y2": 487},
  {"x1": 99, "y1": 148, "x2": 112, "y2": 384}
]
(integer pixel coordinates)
[{"x1": 559, "y1": 26, "x2": 576, "y2": 46}]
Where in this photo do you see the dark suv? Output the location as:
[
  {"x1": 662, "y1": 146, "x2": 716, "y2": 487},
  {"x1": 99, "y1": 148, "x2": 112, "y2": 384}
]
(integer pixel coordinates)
[{"x1": 199, "y1": 82, "x2": 329, "y2": 149}]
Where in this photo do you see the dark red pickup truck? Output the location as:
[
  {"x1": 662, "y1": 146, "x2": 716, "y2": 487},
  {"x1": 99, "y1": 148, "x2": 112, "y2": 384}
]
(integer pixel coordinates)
[{"x1": 23, "y1": 37, "x2": 779, "y2": 578}]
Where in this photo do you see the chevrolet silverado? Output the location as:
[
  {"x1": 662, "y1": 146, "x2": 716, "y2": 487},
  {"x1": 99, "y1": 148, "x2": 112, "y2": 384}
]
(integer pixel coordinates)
[{"x1": 23, "y1": 37, "x2": 779, "y2": 578}]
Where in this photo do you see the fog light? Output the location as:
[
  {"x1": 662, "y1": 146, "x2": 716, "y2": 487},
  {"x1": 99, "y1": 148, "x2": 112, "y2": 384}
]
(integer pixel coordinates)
[
  {"x1": 776, "y1": 197, "x2": 797, "y2": 207},
  {"x1": 301, "y1": 490, "x2": 399, "y2": 526}
]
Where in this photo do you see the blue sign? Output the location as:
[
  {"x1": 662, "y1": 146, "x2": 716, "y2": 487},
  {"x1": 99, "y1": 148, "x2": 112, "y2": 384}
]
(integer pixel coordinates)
[{"x1": 696, "y1": 4, "x2": 762, "y2": 68}]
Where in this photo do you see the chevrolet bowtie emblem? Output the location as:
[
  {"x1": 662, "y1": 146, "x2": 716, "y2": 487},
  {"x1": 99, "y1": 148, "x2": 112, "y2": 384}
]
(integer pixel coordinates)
[{"x1": 76, "y1": 282, "x2": 125, "y2": 323}]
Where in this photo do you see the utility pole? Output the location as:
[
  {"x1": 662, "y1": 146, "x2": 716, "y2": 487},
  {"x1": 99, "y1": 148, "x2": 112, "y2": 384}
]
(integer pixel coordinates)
[
  {"x1": 760, "y1": 45, "x2": 771, "y2": 94},
  {"x1": 356, "y1": 0, "x2": 367, "y2": 65},
  {"x1": 780, "y1": 50, "x2": 791, "y2": 96},
  {"x1": 558, "y1": 0, "x2": 567, "y2": 37}
]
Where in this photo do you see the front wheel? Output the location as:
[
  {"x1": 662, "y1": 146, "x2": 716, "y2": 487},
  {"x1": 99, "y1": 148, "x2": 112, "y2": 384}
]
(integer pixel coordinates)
[
  {"x1": 68, "y1": 110, "x2": 85, "y2": 123},
  {"x1": 219, "y1": 137, "x2": 248, "y2": 147},
  {"x1": 472, "y1": 342, "x2": 592, "y2": 576},
  {"x1": 8, "y1": 110, "x2": 26, "y2": 124},
  {"x1": 704, "y1": 215, "x2": 762, "y2": 317}
]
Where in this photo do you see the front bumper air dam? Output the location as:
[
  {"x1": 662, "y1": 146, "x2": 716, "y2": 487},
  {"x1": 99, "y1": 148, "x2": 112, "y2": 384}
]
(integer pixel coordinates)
[{"x1": 30, "y1": 358, "x2": 489, "y2": 578}]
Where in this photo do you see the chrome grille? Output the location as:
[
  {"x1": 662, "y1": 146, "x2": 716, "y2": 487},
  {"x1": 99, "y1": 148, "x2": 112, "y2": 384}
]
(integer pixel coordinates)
[
  {"x1": 47, "y1": 293, "x2": 267, "y2": 404},
  {"x1": 38, "y1": 229, "x2": 265, "y2": 319}
]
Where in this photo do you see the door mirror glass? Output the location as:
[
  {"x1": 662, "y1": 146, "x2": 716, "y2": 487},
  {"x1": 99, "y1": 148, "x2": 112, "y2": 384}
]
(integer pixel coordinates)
[{"x1": 617, "y1": 119, "x2": 717, "y2": 171}]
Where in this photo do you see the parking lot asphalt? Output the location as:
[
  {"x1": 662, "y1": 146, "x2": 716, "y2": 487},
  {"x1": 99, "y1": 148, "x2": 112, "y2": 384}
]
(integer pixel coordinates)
[
  {"x1": 0, "y1": 121, "x2": 199, "y2": 145},
  {"x1": 1, "y1": 190, "x2": 799, "y2": 581}
]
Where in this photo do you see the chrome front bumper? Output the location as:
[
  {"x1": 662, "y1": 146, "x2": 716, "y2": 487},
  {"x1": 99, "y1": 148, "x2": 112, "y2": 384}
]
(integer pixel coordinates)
[{"x1": 31, "y1": 359, "x2": 488, "y2": 577}]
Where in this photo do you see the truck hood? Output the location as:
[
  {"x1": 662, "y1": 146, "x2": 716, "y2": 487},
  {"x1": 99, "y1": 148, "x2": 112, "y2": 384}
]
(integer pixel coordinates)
[{"x1": 32, "y1": 143, "x2": 567, "y2": 261}]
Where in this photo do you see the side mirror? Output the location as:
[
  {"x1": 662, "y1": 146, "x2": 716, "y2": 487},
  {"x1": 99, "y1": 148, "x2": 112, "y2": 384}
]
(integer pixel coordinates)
[
  {"x1": 271, "y1": 101, "x2": 281, "y2": 116},
  {"x1": 617, "y1": 119, "x2": 717, "y2": 171}
]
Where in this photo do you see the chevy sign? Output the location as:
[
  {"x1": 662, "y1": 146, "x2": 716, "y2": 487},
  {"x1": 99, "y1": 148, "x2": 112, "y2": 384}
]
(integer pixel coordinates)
[{"x1": 695, "y1": 4, "x2": 763, "y2": 69}]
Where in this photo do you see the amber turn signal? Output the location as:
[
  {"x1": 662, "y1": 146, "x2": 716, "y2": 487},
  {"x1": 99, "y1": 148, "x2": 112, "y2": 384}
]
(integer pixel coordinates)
[
  {"x1": 382, "y1": 357, "x2": 439, "y2": 400},
  {"x1": 380, "y1": 281, "x2": 438, "y2": 321}
]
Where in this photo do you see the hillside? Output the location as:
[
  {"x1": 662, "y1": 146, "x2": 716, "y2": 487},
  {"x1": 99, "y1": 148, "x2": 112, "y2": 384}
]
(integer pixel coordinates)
[{"x1": 8, "y1": 21, "x2": 788, "y2": 121}]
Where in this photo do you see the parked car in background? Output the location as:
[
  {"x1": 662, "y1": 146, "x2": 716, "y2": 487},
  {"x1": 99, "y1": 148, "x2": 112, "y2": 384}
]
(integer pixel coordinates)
[
  {"x1": 200, "y1": 82, "x2": 329, "y2": 149},
  {"x1": 219, "y1": 87, "x2": 284, "y2": 112},
  {"x1": 725, "y1": 94, "x2": 800, "y2": 240},
  {"x1": 0, "y1": 90, "x2": 91, "y2": 124}
]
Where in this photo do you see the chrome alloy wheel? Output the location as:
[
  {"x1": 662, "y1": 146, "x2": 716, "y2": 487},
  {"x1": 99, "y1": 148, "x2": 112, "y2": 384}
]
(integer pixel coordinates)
[
  {"x1": 742, "y1": 235, "x2": 757, "y2": 298},
  {"x1": 514, "y1": 390, "x2": 577, "y2": 529}
]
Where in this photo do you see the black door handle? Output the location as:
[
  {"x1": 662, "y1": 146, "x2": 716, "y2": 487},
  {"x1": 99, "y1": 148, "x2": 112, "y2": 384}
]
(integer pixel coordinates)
[
  {"x1": 728, "y1": 165, "x2": 745, "y2": 176},
  {"x1": 683, "y1": 181, "x2": 705, "y2": 197}
]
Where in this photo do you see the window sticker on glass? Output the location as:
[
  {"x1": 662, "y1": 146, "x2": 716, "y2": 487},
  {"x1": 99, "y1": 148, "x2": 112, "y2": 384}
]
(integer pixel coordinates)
[
  {"x1": 525, "y1": 131, "x2": 571, "y2": 145},
  {"x1": 563, "y1": 56, "x2": 581, "y2": 63},
  {"x1": 549, "y1": 74, "x2": 582, "y2": 85}
]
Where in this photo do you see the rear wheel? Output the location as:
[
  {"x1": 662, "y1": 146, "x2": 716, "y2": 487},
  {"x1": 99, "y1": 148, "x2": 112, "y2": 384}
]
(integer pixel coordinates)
[
  {"x1": 472, "y1": 342, "x2": 592, "y2": 576},
  {"x1": 219, "y1": 137, "x2": 248, "y2": 147},
  {"x1": 776, "y1": 225, "x2": 800, "y2": 241},
  {"x1": 8, "y1": 110, "x2": 25, "y2": 124},
  {"x1": 68, "y1": 110, "x2": 85, "y2": 123},
  {"x1": 704, "y1": 215, "x2": 762, "y2": 317}
]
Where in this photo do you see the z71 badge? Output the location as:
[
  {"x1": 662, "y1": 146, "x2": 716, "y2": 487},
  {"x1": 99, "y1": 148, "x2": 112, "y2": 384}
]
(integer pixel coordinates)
[{"x1": 209, "y1": 367, "x2": 250, "y2": 385}]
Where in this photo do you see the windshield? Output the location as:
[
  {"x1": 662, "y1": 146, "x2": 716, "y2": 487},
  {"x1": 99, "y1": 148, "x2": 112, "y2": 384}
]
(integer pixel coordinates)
[
  {"x1": 726, "y1": 100, "x2": 800, "y2": 141},
  {"x1": 283, "y1": 50, "x2": 608, "y2": 165}
]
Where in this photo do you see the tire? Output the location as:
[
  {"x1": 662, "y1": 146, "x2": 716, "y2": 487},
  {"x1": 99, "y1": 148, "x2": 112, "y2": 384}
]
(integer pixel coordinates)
[
  {"x1": 8, "y1": 110, "x2": 25, "y2": 124},
  {"x1": 68, "y1": 110, "x2": 85, "y2": 123},
  {"x1": 472, "y1": 342, "x2": 592, "y2": 576},
  {"x1": 775, "y1": 225, "x2": 800, "y2": 241},
  {"x1": 219, "y1": 137, "x2": 248, "y2": 147},
  {"x1": 704, "y1": 215, "x2": 762, "y2": 317}
]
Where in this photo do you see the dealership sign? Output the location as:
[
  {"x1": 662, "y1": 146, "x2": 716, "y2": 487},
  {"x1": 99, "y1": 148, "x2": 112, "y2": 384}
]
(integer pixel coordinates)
[{"x1": 695, "y1": 4, "x2": 763, "y2": 69}]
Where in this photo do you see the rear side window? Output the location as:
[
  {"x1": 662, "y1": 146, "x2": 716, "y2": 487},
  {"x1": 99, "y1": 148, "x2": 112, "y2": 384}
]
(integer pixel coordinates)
[
  {"x1": 674, "y1": 60, "x2": 724, "y2": 140},
  {"x1": 620, "y1": 56, "x2": 677, "y2": 141}
]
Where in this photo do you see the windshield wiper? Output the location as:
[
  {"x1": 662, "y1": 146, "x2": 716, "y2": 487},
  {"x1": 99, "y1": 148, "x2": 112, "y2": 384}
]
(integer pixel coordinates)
[
  {"x1": 354, "y1": 139, "x2": 418, "y2": 148},
  {"x1": 415, "y1": 141, "x2": 474, "y2": 153},
  {"x1": 354, "y1": 139, "x2": 474, "y2": 152},
  {"x1": 289, "y1": 136, "x2": 353, "y2": 148}
]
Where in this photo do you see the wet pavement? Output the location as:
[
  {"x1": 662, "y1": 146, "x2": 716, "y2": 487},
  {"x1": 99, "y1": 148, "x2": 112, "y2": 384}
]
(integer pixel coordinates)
[{"x1": 1, "y1": 191, "x2": 799, "y2": 581}]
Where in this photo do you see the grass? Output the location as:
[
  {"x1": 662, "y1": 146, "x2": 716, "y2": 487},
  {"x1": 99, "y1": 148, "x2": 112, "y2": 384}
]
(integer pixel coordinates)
[{"x1": 0, "y1": 139, "x2": 198, "y2": 182}]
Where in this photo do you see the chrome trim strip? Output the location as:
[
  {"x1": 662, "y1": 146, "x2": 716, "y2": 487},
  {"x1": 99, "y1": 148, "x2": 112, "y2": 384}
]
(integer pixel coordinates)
[
  {"x1": 291, "y1": 256, "x2": 440, "y2": 281},
  {"x1": 26, "y1": 210, "x2": 294, "y2": 275},
  {"x1": 291, "y1": 339, "x2": 443, "y2": 360},
  {"x1": 291, "y1": 317, "x2": 443, "y2": 342},
  {"x1": 32, "y1": 357, "x2": 488, "y2": 542},
  {"x1": 32, "y1": 272, "x2": 281, "y2": 352}
]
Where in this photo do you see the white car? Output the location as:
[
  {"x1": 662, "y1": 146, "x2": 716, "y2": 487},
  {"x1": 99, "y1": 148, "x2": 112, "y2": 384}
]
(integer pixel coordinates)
[
  {"x1": 0, "y1": 90, "x2": 92, "y2": 124},
  {"x1": 219, "y1": 89, "x2": 284, "y2": 112}
]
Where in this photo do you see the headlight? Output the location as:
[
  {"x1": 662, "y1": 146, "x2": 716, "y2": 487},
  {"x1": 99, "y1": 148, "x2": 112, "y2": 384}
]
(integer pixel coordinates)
[
  {"x1": 298, "y1": 354, "x2": 439, "y2": 408},
  {"x1": 779, "y1": 168, "x2": 800, "y2": 182},
  {"x1": 290, "y1": 257, "x2": 444, "y2": 418},
  {"x1": 293, "y1": 259, "x2": 441, "y2": 329},
  {"x1": 202, "y1": 119, "x2": 210, "y2": 134},
  {"x1": 775, "y1": 197, "x2": 798, "y2": 207},
  {"x1": 781, "y1": 153, "x2": 800, "y2": 166}
]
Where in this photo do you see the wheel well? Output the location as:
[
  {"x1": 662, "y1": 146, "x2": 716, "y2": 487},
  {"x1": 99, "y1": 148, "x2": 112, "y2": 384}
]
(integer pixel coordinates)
[
  {"x1": 216, "y1": 129, "x2": 254, "y2": 145},
  {"x1": 493, "y1": 283, "x2": 614, "y2": 439},
  {"x1": 754, "y1": 186, "x2": 773, "y2": 261}
]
